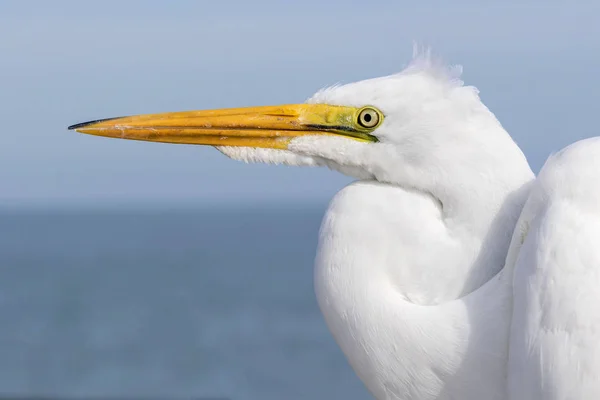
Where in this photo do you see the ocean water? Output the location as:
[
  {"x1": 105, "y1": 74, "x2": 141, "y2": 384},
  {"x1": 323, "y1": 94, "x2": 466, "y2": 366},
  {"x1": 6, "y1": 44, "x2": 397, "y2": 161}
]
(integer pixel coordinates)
[{"x1": 0, "y1": 207, "x2": 372, "y2": 400}]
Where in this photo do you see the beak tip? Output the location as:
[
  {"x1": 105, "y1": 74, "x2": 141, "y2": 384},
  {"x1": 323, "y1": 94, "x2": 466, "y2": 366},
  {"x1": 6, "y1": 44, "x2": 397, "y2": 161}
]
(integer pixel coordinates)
[{"x1": 68, "y1": 116, "x2": 125, "y2": 131}]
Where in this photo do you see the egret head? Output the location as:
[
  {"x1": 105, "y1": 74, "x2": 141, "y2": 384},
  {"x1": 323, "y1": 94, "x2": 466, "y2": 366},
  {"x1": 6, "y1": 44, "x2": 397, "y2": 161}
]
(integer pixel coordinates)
[{"x1": 69, "y1": 53, "x2": 531, "y2": 209}]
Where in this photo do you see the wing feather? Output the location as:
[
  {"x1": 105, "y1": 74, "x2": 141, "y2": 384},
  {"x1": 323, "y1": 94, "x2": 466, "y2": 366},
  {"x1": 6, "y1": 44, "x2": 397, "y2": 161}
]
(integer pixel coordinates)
[{"x1": 508, "y1": 137, "x2": 600, "y2": 399}]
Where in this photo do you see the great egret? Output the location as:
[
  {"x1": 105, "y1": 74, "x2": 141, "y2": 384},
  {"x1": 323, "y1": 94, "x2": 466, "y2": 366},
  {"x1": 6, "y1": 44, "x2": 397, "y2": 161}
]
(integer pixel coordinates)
[{"x1": 69, "y1": 53, "x2": 600, "y2": 400}]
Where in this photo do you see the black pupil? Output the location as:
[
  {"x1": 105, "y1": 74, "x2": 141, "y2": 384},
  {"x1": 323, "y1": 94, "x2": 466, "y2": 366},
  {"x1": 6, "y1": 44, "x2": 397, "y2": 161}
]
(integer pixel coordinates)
[{"x1": 363, "y1": 113, "x2": 372, "y2": 122}]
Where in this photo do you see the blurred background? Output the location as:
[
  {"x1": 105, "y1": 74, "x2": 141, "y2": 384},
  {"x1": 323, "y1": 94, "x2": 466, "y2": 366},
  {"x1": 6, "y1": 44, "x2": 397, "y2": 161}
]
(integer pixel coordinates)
[{"x1": 0, "y1": 1, "x2": 598, "y2": 399}]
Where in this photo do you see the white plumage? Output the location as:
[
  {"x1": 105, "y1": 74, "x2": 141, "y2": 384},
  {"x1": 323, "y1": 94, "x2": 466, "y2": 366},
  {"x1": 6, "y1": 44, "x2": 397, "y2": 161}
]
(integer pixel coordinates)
[
  {"x1": 71, "y1": 50, "x2": 600, "y2": 400},
  {"x1": 220, "y1": 53, "x2": 600, "y2": 399},
  {"x1": 508, "y1": 138, "x2": 600, "y2": 400}
]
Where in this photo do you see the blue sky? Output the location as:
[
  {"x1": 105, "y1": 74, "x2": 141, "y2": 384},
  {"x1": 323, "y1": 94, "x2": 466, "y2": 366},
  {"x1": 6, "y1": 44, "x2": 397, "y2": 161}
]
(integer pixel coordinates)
[{"x1": 1, "y1": 1, "x2": 599, "y2": 207}]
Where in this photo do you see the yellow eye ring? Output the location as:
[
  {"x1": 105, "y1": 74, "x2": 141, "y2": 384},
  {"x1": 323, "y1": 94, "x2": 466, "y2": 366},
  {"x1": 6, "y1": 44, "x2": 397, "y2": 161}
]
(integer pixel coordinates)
[{"x1": 357, "y1": 107, "x2": 380, "y2": 128}]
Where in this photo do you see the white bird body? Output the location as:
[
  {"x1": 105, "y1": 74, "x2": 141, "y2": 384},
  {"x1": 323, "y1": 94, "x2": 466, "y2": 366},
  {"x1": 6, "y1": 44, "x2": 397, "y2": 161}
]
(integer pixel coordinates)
[
  {"x1": 508, "y1": 138, "x2": 600, "y2": 400},
  {"x1": 314, "y1": 138, "x2": 600, "y2": 400},
  {"x1": 71, "y1": 51, "x2": 600, "y2": 400}
]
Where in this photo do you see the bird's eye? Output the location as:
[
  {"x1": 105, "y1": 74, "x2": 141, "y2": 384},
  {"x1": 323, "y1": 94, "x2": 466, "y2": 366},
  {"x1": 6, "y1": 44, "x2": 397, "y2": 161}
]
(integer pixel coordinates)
[{"x1": 357, "y1": 108, "x2": 380, "y2": 128}]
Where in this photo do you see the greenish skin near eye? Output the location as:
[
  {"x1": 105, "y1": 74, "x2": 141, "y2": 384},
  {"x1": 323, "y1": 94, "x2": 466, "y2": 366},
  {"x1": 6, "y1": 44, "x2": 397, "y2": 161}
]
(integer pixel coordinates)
[{"x1": 357, "y1": 108, "x2": 381, "y2": 128}]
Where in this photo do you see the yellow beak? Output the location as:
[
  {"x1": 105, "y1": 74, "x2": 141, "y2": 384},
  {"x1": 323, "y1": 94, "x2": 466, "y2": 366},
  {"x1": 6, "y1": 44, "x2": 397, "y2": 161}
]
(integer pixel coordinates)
[{"x1": 69, "y1": 104, "x2": 379, "y2": 150}]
